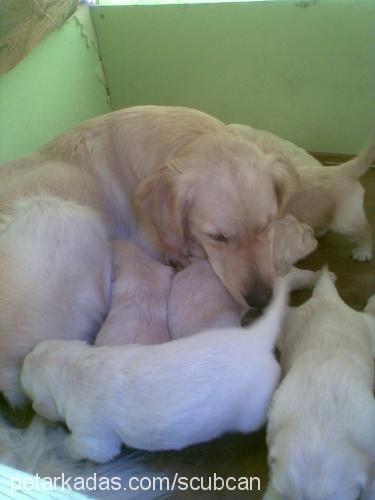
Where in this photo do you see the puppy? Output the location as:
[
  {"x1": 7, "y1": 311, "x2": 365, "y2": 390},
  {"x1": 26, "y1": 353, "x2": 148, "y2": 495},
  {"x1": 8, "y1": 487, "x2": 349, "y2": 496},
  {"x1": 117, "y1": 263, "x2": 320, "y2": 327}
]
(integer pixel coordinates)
[
  {"x1": 21, "y1": 280, "x2": 287, "y2": 463},
  {"x1": 272, "y1": 215, "x2": 319, "y2": 291},
  {"x1": 264, "y1": 269, "x2": 375, "y2": 500},
  {"x1": 168, "y1": 260, "x2": 242, "y2": 339},
  {"x1": 95, "y1": 241, "x2": 173, "y2": 346},
  {"x1": 230, "y1": 123, "x2": 375, "y2": 261}
]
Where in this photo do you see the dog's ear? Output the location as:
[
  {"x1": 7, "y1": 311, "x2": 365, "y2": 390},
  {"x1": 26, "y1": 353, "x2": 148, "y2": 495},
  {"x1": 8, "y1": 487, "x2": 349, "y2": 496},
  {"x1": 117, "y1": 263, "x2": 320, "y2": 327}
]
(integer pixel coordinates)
[
  {"x1": 134, "y1": 161, "x2": 192, "y2": 257},
  {"x1": 270, "y1": 157, "x2": 300, "y2": 213}
]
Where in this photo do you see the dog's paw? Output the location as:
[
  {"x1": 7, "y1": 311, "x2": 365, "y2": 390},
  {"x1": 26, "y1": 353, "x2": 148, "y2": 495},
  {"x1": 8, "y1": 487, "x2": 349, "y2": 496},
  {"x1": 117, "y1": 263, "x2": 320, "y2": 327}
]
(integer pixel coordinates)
[{"x1": 351, "y1": 246, "x2": 372, "y2": 262}]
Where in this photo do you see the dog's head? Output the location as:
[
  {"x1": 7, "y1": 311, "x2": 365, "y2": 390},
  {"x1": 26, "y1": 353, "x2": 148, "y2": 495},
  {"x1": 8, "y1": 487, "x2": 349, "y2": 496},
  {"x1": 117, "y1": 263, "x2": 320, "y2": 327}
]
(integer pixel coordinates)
[
  {"x1": 273, "y1": 215, "x2": 317, "y2": 269},
  {"x1": 268, "y1": 431, "x2": 372, "y2": 500},
  {"x1": 135, "y1": 131, "x2": 298, "y2": 309},
  {"x1": 21, "y1": 340, "x2": 88, "y2": 422}
]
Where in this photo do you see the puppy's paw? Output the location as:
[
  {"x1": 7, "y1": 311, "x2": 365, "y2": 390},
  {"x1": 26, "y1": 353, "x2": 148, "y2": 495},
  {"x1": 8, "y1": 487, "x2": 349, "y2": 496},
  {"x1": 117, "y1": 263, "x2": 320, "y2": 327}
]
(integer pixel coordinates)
[{"x1": 351, "y1": 246, "x2": 372, "y2": 262}]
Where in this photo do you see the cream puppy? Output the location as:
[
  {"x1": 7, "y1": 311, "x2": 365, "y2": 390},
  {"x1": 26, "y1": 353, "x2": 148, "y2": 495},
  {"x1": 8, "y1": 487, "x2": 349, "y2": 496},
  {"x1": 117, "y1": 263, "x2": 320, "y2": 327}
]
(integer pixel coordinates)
[
  {"x1": 95, "y1": 240, "x2": 173, "y2": 346},
  {"x1": 272, "y1": 215, "x2": 318, "y2": 291},
  {"x1": 168, "y1": 260, "x2": 242, "y2": 339},
  {"x1": 230, "y1": 123, "x2": 375, "y2": 261},
  {"x1": 264, "y1": 269, "x2": 375, "y2": 500},
  {"x1": 21, "y1": 280, "x2": 287, "y2": 463}
]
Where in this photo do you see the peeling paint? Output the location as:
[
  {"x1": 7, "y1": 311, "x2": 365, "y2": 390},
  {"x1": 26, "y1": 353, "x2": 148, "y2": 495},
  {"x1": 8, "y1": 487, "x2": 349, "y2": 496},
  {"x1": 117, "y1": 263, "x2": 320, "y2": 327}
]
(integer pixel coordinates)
[
  {"x1": 73, "y1": 7, "x2": 97, "y2": 49},
  {"x1": 72, "y1": 5, "x2": 111, "y2": 105}
]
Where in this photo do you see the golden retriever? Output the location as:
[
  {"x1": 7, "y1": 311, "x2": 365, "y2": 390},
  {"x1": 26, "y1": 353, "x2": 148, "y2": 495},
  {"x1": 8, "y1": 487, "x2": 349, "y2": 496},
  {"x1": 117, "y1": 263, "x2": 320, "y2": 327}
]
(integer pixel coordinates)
[{"x1": 0, "y1": 106, "x2": 297, "y2": 406}]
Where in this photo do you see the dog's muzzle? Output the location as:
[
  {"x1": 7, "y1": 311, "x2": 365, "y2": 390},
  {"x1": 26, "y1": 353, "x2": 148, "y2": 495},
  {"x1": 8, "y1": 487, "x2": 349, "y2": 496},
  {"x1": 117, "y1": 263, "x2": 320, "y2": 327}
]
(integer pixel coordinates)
[{"x1": 243, "y1": 286, "x2": 273, "y2": 309}]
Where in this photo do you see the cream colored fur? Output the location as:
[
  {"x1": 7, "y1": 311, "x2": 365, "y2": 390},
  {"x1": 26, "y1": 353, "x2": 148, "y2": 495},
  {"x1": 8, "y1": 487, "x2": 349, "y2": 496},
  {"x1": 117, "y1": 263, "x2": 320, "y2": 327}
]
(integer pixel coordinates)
[
  {"x1": 21, "y1": 280, "x2": 288, "y2": 463},
  {"x1": 95, "y1": 215, "x2": 317, "y2": 345},
  {"x1": 95, "y1": 241, "x2": 173, "y2": 346},
  {"x1": 0, "y1": 106, "x2": 299, "y2": 405},
  {"x1": 168, "y1": 260, "x2": 242, "y2": 339},
  {"x1": 229, "y1": 123, "x2": 375, "y2": 261},
  {"x1": 264, "y1": 269, "x2": 375, "y2": 500},
  {"x1": 272, "y1": 215, "x2": 319, "y2": 291}
]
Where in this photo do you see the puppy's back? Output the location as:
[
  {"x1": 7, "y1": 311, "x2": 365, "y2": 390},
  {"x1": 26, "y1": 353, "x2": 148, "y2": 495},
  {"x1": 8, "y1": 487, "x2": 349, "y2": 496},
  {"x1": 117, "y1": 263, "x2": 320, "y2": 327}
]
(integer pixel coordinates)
[
  {"x1": 267, "y1": 271, "x2": 375, "y2": 499},
  {"x1": 95, "y1": 241, "x2": 173, "y2": 345},
  {"x1": 168, "y1": 260, "x2": 241, "y2": 339}
]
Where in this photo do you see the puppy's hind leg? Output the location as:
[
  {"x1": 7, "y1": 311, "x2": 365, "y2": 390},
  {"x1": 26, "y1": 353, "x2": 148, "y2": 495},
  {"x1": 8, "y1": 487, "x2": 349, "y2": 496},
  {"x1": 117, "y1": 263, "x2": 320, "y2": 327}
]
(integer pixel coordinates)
[{"x1": 64, "y1": 429, "x2": 122, "y2": 464}]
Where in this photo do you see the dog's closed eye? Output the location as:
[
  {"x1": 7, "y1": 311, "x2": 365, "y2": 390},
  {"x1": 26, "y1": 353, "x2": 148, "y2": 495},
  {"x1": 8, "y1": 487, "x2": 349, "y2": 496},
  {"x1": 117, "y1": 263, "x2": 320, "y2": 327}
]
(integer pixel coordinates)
[{"x1": 207, "y1": 233, "x2": 229, "y2": 244}]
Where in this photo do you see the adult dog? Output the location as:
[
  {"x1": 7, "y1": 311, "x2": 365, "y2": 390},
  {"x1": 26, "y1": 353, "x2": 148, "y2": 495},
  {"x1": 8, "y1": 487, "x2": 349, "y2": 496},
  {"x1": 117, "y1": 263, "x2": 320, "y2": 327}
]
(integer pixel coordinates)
[{"x1": 0, "y1": 105, "x2": 297, "y2": 406}]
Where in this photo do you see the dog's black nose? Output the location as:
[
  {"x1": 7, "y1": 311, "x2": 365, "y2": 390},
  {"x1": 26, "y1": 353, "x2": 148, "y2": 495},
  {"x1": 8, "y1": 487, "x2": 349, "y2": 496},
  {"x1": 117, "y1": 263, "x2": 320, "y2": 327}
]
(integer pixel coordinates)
[{"x1": 243, "y1": 286, "x2": 273, "y2": 309}]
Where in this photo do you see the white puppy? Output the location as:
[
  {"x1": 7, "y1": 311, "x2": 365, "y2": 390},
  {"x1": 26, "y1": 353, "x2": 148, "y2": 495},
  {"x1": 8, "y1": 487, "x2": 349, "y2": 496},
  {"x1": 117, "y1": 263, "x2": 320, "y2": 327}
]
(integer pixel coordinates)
[
  {"x1": 264, "y1": 269, "x2": 375, "y2": 500},
  {"x1": 21, "y1": 280, "x2": 287, "y2": 463},
  {"x1": 95, "y1": 241, "x2": 173, "y2": 346},
  {"x1": 230, "y1": 123, "x2": 375, "y2": 261}
]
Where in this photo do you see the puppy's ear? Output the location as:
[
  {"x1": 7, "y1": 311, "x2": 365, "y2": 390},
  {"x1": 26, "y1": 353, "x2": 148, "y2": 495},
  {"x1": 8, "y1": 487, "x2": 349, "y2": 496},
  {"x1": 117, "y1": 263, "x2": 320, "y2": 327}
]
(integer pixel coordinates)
[
  {"x1": 134, "y1": 161, "x2": 192, "y2": 257},
  {"x1": 270, "y1": 157, "x2": 299, "y2": 213}
]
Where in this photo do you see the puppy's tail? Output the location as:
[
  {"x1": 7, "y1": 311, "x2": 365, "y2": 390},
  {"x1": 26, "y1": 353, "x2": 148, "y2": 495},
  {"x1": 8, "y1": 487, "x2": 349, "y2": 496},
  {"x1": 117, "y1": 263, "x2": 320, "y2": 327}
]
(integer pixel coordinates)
[
  {"x1": 245, "y1": 278, "x2": 289, "y2": 349},
  {"x1": 0, "y1": 415, "x2": 167, "y2": 499},
  {"x1": 312, "y1": 265, "x2": 340, "y2": 301},
  {"x1": 339, "y1": 133, "x2": 375, "y2": 178}
]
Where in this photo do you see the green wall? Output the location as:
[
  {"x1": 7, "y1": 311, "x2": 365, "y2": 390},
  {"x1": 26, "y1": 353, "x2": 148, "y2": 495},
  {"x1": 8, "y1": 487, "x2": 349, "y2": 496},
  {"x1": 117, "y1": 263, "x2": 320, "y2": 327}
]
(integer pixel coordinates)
[
  {"x1": 92, "y1": 0, "x2": 375, "y2": 154},
  {"x1": 0, "y1": 6, "x2": 111, "y2": 164}
]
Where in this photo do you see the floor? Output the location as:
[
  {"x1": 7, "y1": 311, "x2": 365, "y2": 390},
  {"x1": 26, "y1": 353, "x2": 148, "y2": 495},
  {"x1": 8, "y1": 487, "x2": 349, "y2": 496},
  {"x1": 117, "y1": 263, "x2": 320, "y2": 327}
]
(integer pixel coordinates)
[{"x1": 2, "y1": 169, "x2": 375, "y2": 499}]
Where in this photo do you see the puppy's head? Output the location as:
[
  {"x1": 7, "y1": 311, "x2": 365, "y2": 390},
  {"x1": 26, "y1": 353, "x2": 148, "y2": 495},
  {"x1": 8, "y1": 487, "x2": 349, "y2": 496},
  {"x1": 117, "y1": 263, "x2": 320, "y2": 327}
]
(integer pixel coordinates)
[
  {"x1": 273, "y1": 215, "x2": 317, "y2": 268},
  {"x1": 269, "y1": 434, "x2": 372, "y2": 500},
  {"x1": 21, "y1": 340, "x2": 88, "y2": 422},
  {"x1": 135, "y1": 132, "x2": 298, "y2": 309}
]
